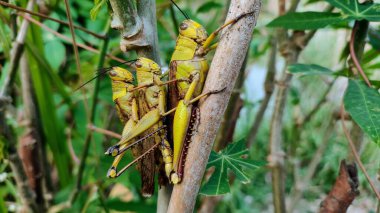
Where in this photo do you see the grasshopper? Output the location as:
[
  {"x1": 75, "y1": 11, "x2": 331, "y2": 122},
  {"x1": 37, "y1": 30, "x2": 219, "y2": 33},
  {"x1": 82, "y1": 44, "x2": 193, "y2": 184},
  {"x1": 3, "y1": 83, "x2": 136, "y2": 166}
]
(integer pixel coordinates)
[
  {"x1": 81, "y1": 58, "x2": 173, "y2": 196},
  {"x1": 105, "y1": 57, "x2": 177, "y2": 195},
  {"x1": 104, "y1": 2, "x2": 253, "y2": 184},
  {"x1": 104, "y1": 65, "x2": 163, "y2": 196},
  {"x1": 167, "y1": 0, "x2": 254, "y2": 184}
]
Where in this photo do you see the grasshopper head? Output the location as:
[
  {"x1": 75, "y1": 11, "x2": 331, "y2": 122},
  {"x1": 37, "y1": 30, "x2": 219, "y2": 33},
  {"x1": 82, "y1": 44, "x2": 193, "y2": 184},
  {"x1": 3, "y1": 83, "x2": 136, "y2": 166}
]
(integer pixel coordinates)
[
  {"x1": 109, "y1": 67, "x2": 134, "y2": 83},
  {"x1": 179, "y1": 19, "x2": 208, "y2": 43},
  {"x1": 134, "y1": 57, "x2": 161, "y2": 75}
]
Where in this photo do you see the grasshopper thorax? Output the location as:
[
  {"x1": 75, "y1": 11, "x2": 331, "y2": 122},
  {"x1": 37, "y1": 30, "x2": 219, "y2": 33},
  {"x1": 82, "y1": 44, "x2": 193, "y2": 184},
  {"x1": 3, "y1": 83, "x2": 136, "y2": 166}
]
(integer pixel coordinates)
[{"x1": 178, "y1": 19, "x2": 208, "y2": 43}]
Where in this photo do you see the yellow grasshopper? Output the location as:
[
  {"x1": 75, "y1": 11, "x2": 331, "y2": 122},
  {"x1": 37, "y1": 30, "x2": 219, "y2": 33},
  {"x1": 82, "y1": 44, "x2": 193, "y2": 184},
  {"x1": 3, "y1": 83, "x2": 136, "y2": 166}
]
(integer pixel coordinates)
[
  {"x1": 77, "y1": 61, "x2": 167, "y2": 196},
  {"x1": 104, "y1": 58, "x2": 175, "y2": 196},
  {"x1": 104, "y1": 57, "x2": 195, "y2": 183},
  {"x1": 167, "y1": 0, "x2": 254, "y2": 183},
  {"x1": 105, "y1": 2, "x2": 253, "y2": 184}
]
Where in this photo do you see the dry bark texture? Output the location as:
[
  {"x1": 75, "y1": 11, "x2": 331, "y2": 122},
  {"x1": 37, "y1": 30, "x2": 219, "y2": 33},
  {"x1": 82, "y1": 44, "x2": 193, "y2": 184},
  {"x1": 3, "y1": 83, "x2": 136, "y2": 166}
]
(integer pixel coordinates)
[
  {"x1": 319, "y1": 160, "x2": 359, "y2": 213},
  {"x1": 109, "y1": 0, "x2": 160, "y2": 60},
  {"x1": 167, "y1": 0, "x2": 261, "y2": 212},
  {"x1": 19, "y1": 55, "x2": 47, "y2": 211}
]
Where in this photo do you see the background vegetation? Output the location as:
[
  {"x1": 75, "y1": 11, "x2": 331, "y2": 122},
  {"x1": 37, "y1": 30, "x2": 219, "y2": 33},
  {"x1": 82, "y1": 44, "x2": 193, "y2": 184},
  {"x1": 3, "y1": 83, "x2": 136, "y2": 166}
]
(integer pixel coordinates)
[{"x1": 0, "y1": 0, "x2": 379, "y2": 212}]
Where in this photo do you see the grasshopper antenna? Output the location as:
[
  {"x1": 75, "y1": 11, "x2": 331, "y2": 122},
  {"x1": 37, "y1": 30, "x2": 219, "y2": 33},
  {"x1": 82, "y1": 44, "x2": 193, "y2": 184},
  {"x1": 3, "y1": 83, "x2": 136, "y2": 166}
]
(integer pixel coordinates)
[
  {"x1": 74, "y1": 59, "x2": 138, "y2": 91},
  {"x1": 170, "y1": 0, "x2": 190, "y2": 20}
]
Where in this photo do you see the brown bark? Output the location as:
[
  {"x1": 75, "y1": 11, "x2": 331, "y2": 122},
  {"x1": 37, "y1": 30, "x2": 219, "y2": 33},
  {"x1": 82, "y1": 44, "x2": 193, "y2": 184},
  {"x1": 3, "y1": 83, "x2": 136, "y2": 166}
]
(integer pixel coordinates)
[
  {"x1": 319, "y1": 160, "x2": 359, "y2": 213},
  {"x1": 19, "y1": 54, "x2": 48, "y2": 211},
  {"x1": 213, "y1": 64, "x2": 245, "y2": 152}
]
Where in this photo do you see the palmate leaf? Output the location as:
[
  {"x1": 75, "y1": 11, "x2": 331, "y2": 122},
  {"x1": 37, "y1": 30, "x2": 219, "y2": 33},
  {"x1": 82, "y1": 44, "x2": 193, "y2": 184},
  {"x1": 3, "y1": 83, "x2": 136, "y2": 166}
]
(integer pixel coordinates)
[
  {"x1": 344, "y1": 80, "x2": 380, "y2": 146},
  {"x1": 200, "y1": 139, "x2": 260, "y2": 196},
  {"x1": 326, "y1": 0, "x2": 380, "y2": 22},
  {"x1": 267, "y1": 12, "x2": 345, "y2": 30}
]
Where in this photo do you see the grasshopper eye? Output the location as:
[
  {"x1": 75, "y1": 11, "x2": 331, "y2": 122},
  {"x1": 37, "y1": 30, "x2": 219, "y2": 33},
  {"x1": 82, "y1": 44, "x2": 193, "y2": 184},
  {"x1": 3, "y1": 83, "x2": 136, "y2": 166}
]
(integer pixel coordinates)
[
  {"x1": 135, "y1": 61, "x2": 142, "y2": 68},
  {"x1": 109, "y1": 70, "x2": 117, "y2": 76},
  {"x1": 180, "y1": 23, "x2": 188, "y2": 30}
]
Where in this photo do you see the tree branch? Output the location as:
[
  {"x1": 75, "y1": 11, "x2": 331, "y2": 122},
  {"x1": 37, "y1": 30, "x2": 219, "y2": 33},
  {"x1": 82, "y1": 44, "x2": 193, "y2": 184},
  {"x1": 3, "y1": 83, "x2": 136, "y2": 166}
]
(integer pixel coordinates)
[
  {"x1": 0, "y1": 1, "x2": 39, "y2": 211},
  {"x1": 19, "y1": 53, "x2": 47, "y2": 211},
  {"x1": 288, "y1": 118, "x2": 335, "y2": 211},
  {"x1": 319, "y1": 160, "x2": 359, "y2": 212},
  {"x1": 0, "y1": 0, "x2": 34, "y2": 97},
  {"x1": 167, "y1": 1, "x2": 261, "y2": 212},
  {"x1": 269, "y1": 22, "x2": 317, "y2": 213},
  {"x1": 213, "y1": 56, "x2": 246, "y2": 152},
  {"x1": 247, "y1": 38, "x2": 277, "y2": 147}
]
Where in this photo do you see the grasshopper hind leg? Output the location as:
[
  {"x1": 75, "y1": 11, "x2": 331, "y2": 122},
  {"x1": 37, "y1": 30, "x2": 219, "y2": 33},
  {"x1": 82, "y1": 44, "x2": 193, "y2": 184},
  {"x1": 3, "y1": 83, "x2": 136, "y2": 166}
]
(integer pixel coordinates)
[{"x1": 159, "y1": 139, "x2": 174, "y2": 178}]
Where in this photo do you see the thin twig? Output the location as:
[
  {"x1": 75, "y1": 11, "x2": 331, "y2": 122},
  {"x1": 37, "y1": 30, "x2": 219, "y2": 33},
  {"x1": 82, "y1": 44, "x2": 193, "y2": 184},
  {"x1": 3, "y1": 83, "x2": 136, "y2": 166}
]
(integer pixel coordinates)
[
  {"x1": 350, "y1": 21, "x2": 371, "y2": 87},
  {"x1": 288, "y1": 0, "x2": 301, "y2": 13},
  {"x1": 20, "y1": 54, "x2": 47, "y2": 211},
  {"x1": 0, "y1": 0, "x2": 106, "y2": 39},
  {"x1": 340, "y1": 104, "x2": 380, "y2": 200},
  {"x1": 97, "y1": 183, "x2": 110, "y2": 213},
  {"x1": 268, "y1": 15, "x2": 319, "y2": 213},
  {"x1": 278, "y1": 0, "x2": 285, "y2": 15},
  {"x1": 21, "y1": 14, "x2": 125, "y2": 63},
  {"x1": 299, "y1": 79, "x2": 335, "y2": 126},
  {"x1": 66, "y1": 125, "x2": 80, "y2": 164},
  {"x1": 63, "y1": 0, "x2": 81, "y2": 76},
  {"x1": 0, "y1": 2, "x2": 32, "y2": 96},
  {"x1": 63, "y1": 0, "x2": 90, "y2": 119},
  {"x1": 247, "y1": 39, "x2": 277, "y2": 147},
  {"x1": 288, "y1": 118, "x2": 334, "y2": 211},
  {"x1": 87, "y1": 124, "x2": 121, "y2": 139}
]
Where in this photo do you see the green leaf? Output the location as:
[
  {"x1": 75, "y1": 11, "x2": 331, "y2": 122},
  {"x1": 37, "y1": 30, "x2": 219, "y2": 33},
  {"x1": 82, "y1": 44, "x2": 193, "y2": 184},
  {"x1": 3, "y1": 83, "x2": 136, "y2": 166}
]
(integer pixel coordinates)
[
  {"x1": 344, "y1": 80, "x2": 380, "y2": 145},
  {"x1": 326, "y1": 0, "x2": 380, "y2": 21},
  {"x1": 200, "y1": 139, "x2": 260, "y2": 196},
  {"x1": 288, "y1": 64, "x2": 334, "y2": 76},
  {"x1": 0, "y1": 22, "x2": 11, "y2": 59},
  {"x1": 196, "y1": 2, "x2": 223, "y2": 14},
  {"x1": 104, "y1": 199, "x2": 155, "y2": 212},
  {"x1": 267, "y1": 12, "x2": 345, "y2": 30},
  {"x1": 44, "y1": 40, "x2": 66, "y2": 70},
  {"x1": 369, "y1": 30, "x2": 380, "y2": 51},
  {"x1": 0, "y1": 187, "x2": 7, "y2": 213},
  {"x1": 90, "y1": 0, "x2": 107, "y2": 20},
  {"x1": 26, "y1": 25, "x2": 72, "y2": 186}
]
